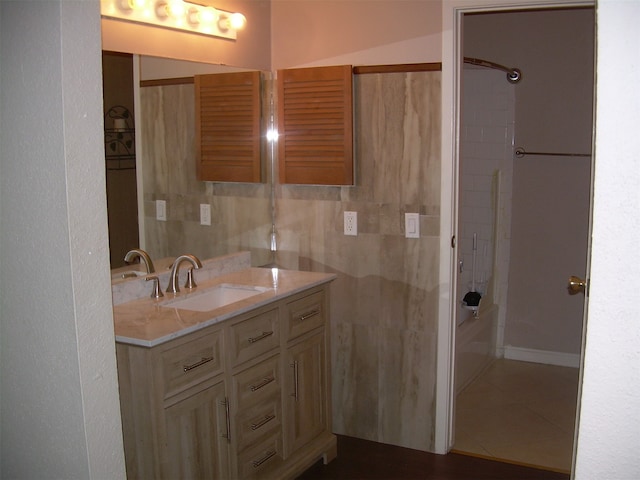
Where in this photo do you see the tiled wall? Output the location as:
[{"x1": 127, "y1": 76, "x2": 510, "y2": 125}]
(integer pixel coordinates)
[
  {"x1": 141, "y1": 70, "x2": 442, "y2": 452},
  {"x1": 458, "y1": 66, "x2": 515, "y2": 338},
  {"x1": 275, "y1": 71, "x2": 442, "y2": 450}
]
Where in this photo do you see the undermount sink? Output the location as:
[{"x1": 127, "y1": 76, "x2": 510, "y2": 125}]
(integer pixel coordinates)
[{"x1": 161, "y1": 284, "x2": 270, "y2": 312}]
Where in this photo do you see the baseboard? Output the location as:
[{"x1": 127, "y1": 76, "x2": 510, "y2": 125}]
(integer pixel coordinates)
[{"x1": 503, "y1": 345, "x2": 580, "y2": 368}]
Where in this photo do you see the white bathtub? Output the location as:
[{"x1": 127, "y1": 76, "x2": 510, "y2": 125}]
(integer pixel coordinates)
[{"x1": 455, "y1": 303, "x2": 498, "y2": 394}]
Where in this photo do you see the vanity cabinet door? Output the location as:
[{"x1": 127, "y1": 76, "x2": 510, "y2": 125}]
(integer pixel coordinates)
[
  {"x1": 163, "y1": 379, "x2": 230, "y2": 480},
  {"x1": 284, "y1": 331, "x2": 327, "y2": 456}
]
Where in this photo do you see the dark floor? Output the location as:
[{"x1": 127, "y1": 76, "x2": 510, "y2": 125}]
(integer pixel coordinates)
[{"x1": 297, "y1": 435, "x2": 570, "y2": 480}]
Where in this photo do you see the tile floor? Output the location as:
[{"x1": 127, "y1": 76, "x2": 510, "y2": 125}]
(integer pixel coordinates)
[{"x1": 453, "y1": 358, "x2": 580, "y2": 473}]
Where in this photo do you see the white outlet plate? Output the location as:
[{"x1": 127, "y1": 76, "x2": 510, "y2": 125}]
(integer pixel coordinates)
[
  {"x1": 344, "y1": 211, "x2": 357, "y2": 236},
  {"x1": 200, "y1": 204, "x2": 211, "y2": 226},
  {"x1": 405, "y1": 213, "x2": 420, "y2": 238},
  {"x1": 156, "y1": 200, "x2": 167, "y2": 221}
]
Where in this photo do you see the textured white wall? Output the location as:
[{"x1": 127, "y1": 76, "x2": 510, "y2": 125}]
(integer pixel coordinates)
[
  {"x1": 0, "y1": 1, "x2": 125, "y2": 477},
  {"x1": 574, "y1": 0, "x2": 640, "y2": 477}
]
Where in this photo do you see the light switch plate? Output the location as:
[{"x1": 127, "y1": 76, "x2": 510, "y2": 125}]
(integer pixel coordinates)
[
  {"x1": 200, "y1": 204, "x2": 211, "y2": 226},
  {"x1": 156, "y1": 200, "x2": 167, "y2": 221},
  {"x1": 405, "y1": 213, "x2": 420, "y2": 238}
]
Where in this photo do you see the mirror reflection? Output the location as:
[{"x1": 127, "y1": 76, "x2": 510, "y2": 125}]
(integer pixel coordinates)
[{"x1": 103, "y1": 53, "x2": 272, "y2": 273}]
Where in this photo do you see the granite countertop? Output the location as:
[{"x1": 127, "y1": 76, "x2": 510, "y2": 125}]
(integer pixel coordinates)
[{"x1": 113, "y1": 267, "x2": 336, "y2": 348}]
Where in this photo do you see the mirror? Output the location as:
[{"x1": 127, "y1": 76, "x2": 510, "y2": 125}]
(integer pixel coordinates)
[{"x1": 103, "y1": 53, "x2": 273, "y2": 273}]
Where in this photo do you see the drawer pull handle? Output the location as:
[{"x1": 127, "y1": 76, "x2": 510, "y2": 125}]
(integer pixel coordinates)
[
  {"x1": 250, "y1": 376, "x2": 275, "y2": 392},
  {"x1": 252, "y1": 450, "x2": 276, "y2": 468},
  {"x1": 183, "y1": 356, "x2": 213, "y2": 372},
  {"x1": 250, "y1": 414, "x2": 276, "y2": 431},
  {"x1": 299, "y1": 309, "x2": 320, "y2": 321},
  {"x1": 248, "y1": 330, "x2": 274, "y2": 344}
]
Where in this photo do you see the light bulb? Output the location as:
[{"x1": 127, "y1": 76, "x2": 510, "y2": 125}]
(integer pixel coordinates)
[
  {"x1": 200, "y1": 7, "x2": 217, "y2": 24},
  {"x1": 166, "y1": 0, "x2": 185, "y2": 18},
  {"x1": 230, "y1": 12, "x2": 246, "y2": 30},
  {"x1": 188, "y1": 6, "x2": 217, "y2": 26}
]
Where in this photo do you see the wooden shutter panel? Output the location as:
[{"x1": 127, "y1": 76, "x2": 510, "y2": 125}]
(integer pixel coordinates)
[
  {"x1": 278, "y1": 65, "x2": 354, "y2": 185},
  {"x1": 195, "y1": 71, "x2": 262, "y2": 183}
]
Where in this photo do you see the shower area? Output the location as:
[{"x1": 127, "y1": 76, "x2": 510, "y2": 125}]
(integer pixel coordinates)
[
  {"x1": 453, "y1": 5, "x2": 594, "y2": 394},
  {"x1": 454, "y1": 61, "x2": 516, "y2": 393}
]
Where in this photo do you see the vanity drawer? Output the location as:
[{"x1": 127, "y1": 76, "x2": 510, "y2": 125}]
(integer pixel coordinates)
[
  {"x1": 284, "y1": 289, "x2": 325, "y2": 341},
  {"x1": 228, "y1": 307, "x2": 279, "y2": 367},
  {"x1": 236, "y1": 433, "x2": 284, "y2": 480},
  {"x1": 233, "y1": 354, "x2": 280, "y2": 409},
  {"x1": 160, "y1": 329, "x2": 223, "y2": 399},
  {"x1": 235, "y1": 396, "x2": 282, "y2": 452}
]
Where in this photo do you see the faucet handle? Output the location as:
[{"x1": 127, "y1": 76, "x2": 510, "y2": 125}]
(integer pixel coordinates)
[
  {"x1": 145, "y1": 276, "x2": 164, "y2": 299},
  {"x1": 184, "y1": 268, "x2": 198, "y2": 289}
]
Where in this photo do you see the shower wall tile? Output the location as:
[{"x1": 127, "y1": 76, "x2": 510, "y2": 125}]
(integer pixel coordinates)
[{"x1": 458, "y1": 68, "x2": 515, "y2": 314}]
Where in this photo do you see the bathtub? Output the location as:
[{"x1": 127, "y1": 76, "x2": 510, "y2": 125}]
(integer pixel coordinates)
[{"x1": 455, "y1": 303, "x2": 498, "y2": 394}]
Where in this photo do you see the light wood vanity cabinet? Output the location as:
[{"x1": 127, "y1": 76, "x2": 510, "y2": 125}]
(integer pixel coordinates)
[{"x1": 116, "y1": 284, "x2": 336, "y2": 479}]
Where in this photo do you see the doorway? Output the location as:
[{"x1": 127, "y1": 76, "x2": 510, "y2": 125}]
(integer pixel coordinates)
[{"x1": 451, "y1": 6, "x2": 594, "y2": 472}]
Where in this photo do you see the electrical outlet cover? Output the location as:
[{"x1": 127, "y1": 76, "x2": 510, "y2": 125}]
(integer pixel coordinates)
[{"x1": 344, "y1": 211, "x2": 357, "y2": 236}]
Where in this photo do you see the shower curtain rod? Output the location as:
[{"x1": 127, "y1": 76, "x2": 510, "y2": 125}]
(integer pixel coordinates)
[
  {"x1": 515, "y1": 147, "x2": 592, "y2": 158},
  {"x1": 463, "y1": 56, "x2": 521, "y2": 83}
]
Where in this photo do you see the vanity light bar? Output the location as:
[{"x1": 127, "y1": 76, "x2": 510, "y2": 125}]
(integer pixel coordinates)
[{"x1": 100, "y1": 0, "x2": 246, "y2": 40}]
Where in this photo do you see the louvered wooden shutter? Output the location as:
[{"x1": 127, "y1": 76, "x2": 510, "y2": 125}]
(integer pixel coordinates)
[
  {"x1": 195, "y1": 71, "x2": 262, "y2": 183},
  {"x1": 278, "y1": 65, "x2": 354, "y2": 185}
]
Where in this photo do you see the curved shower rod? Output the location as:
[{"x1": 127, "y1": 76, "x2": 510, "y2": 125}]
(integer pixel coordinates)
[{"x1": 463, "y1": 57, "x2": 522, "y2": 83}]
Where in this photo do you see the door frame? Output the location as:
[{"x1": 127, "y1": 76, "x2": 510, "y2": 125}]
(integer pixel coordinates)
[{"x1": 435, "y1": 0, "x2": 595, "y2": 455}]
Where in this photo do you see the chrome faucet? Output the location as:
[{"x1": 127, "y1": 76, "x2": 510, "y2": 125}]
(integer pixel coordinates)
[
  {"x1": 166, "y1": 254, "x2": 203, "y2": 294},
  {"x1": 124, "y1": 248, "x2": 156, "y2": 274}
]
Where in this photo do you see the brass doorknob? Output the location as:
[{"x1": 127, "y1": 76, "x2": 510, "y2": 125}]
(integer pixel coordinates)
[{"x1": 568, "y1": 275, "x2": 587, "y2": 295}]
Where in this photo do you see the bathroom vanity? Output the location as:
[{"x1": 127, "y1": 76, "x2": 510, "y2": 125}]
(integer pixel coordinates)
[{"x1": 112, "y1": 264, "x2": 337, "y2": 479}]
